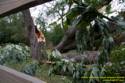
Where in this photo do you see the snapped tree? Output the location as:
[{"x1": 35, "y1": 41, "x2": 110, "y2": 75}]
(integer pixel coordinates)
[{"x1": 22, "y1": 9, "x2": 46, "y2": 62}]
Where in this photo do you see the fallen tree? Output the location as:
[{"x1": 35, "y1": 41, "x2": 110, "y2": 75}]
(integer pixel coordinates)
[
  {"x1": 55, "y1": 26, "x2": 77, "y2": 53},
  {"x1": 55, "y1": 0, "x2": 114, "y2": 53}
]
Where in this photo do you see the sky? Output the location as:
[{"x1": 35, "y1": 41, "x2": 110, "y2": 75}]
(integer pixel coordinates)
[
  {"x1": 111, "y1": 0, "x2": 125, "y2": 12},
  {"x1": 30, "y1": 1, "x2": 57, "y2": 25}
]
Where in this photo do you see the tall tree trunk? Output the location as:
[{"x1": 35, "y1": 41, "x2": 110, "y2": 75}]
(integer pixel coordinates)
[{"x1": 22, "y1": 9, "x2": 46, "y2": 61}]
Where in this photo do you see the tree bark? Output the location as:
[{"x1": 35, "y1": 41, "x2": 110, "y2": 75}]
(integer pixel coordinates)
[
  {"x1": 22, "y1": 9, "x2": 46, "y2": 61},
  {"x1": 55, "y1": 26, "x2": 77, "y2": 53}
]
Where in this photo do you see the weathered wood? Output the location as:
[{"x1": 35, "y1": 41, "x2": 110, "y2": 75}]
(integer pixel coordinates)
[
  {"x1": 0, "y1": 0, "x2": 52, "y2": 17},
  {"x1": 0, "y1": 65, "x2": 46, "y2": 83}
]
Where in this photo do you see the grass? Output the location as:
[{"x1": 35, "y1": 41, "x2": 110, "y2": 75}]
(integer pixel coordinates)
[
  {"x1": 4, "y1": 58, "x2": 72, "y2": 83},
  {"x1": 36, "y1": 64, "x2": 72, "y2": 83}
]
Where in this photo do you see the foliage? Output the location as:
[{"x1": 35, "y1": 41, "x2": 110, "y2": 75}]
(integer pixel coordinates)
[
  {"x1": 48, "y1": 49, "x2": 62, "y2": 61},
  {"x1": 110, "y1": 45, "x2": 125, "y2": 64},
  {"x1": 1, "y1": 0, "x2": 125, "y2": 83},
  {"x1": 0, "y1": 13, "x2": 27, "y2": 44},
  {"x1": 47, "y1": 0, "x2": 125, "y2": 83},
  {"x1": 21, "y1": 61, "x2": 39, "y2": 76},
  {"x1": 0, "y1": 44, "x2": 71, "y2": 83},
  {"x1": 65, "y1": 0, "x2": 114, "y2": 66},
  {"x1": 0, "y1": 44, "x2": 30, "y2": 65},
  {"x1": 35, "y1": 0, "x2": 71, "y2": 46},
  {"x1": 36, "y1": 11, "x2": 64, "y2": 46},
  {"x1": 48, "y1": 55, "x2": 120, "y2": 83},
  {"x1": 47, "y1": 23, "x2": 64, "y2": 45},
  {"x1": 35, "y1": 64, "x2": 72, "y2": 83},
  {"x1": 45, "y1": 0, "x2": 70, "y2": 30},
  {"x1": 110, "y1": 45, "x2": 125, "y2": 75}
]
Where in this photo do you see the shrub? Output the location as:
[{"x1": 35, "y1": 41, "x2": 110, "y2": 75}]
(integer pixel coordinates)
[
  {"x1": 21, "y1": 61, "x2": 39, "y2": 76},
  {"x1": 110, "y1": 45, "x2": 125, "y2": 64},
  {"x1": 0, "y1": 44, "x2": 30, "y2": 65}
]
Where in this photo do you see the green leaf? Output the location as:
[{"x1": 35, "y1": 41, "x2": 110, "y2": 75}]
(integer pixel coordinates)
[
  {"x1": 63, "y1": 65, "x2": 67, "y2": 72},
  {"x1": 66, "y1": 5, "x2": 86, "y2": 25}
]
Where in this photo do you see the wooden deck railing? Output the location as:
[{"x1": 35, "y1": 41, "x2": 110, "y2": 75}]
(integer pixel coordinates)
[
  {"x1": 0, "y1": 65, "x2": 46, "y2": 83},
  {"x1": 0, "y1": 0, "x2": 52, "y2": 17}
]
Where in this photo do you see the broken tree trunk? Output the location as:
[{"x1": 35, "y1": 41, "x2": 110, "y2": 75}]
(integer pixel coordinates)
[
  {"x1": 55, "y1": 26, "x2": 77, "y2": 53},
  {"x1": 22, "y1": 9, "x2": 46, "y2": 61}
]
